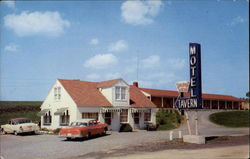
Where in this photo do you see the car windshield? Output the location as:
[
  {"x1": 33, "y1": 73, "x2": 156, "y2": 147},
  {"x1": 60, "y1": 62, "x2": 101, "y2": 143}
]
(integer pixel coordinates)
[
  {"x1": 70, "y1": 122, "x2": 87, "y2": 127},
  {"x1": 17, "y1": 120, "x2": 32, "y2": 124}
]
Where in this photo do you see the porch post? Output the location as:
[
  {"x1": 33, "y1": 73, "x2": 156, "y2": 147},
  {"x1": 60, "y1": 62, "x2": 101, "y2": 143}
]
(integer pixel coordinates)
[
  {"x1": 161, "y1": 97, "x2": 164, "y2": 108},
  {"x1": 173, "y1": 97, "x2": 175, "y2": 108},
  {"x1": 225, "y1": 101, "x2": 227, "y2": 109},
  {"x1": 217, "y1": 100, "x2": 220, "y2": 110},
  {"x1": 232, "y1": 101, "x2": 234, "y2": 109},
  {"x1": 210, "y1": 100, "x2": 212, "y2": 109}
]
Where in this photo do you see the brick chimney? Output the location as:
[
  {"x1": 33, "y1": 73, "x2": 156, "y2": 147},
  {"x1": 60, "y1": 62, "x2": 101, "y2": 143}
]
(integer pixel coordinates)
[{"x1": 133, "y1": 82, "x2": 139, "y2": 88}]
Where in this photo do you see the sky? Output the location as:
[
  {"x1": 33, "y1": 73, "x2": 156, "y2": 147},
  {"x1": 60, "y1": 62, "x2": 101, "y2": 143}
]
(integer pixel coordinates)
[{"x1": 0, "y1": 0, "x2": 249, "y2": 101}]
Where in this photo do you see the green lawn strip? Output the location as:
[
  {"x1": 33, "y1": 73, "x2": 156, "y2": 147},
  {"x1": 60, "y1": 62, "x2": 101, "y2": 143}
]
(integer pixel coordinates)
[
  {"x1": 0, "y1": 101, "x2": 42, "y2": 114},
  {"x1": 157, "y1": 124, "x2": 176, "y2": 130},
  {"x1": 0, "y1": 101, "x2": 42, "y2": 108},
  {"x1": 0, "y1": 111, "x2": 40, "y2": 125},
  {"x1": 209, "y1": 111, "x2": 249, "y2": 128}
]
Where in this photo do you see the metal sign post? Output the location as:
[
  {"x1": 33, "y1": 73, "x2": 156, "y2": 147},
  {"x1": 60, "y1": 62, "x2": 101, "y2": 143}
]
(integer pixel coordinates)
[{"x1": 175, "y1": 43, "x2": 203, "y2": 142}]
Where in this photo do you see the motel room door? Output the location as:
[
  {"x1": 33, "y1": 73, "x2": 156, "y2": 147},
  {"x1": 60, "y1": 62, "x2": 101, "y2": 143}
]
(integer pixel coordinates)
[{"x1": 133, "y1": 112, "x2": 140, "y2": 129}]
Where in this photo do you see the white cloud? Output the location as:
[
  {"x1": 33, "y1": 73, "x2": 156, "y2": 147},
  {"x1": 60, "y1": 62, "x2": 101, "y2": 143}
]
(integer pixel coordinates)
[
  {"x1": 90, "y1": 38, "x2": 99, "y2": 45},
  {"x1": 121, "y1": 0, "x2": 163, "y2": 25},
  {"x1": 4, "y1": 11, "x2": 70, "y2": 37},
  {"x1": 167, "y1": 58, "x2": 186, "y2": 70},
  {"x1": 230, "y1": 16, "x2": 246, "y2": 26},
  {"x1": 3, "y1": 0, "x2": 15, "y2": 9},
  {"x1": 108, "y1": 40, "x2": 128, "y2": 52},
  {"x1": 86, "y1": 73, "x2": 100, "y2": 80},
  {"x1": 4, "y1": 43, "x2": 19, "y2": 52},
  {"x1": 141, "y1": 55, "x2": 160, "y2": 68},
  {"x1": 84, "y1": 54, "x2": 118, "y2": 69}
]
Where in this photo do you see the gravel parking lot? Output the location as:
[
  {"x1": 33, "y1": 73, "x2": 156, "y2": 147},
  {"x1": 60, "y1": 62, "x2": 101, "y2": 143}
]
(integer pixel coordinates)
[
  {"x1": 0, "y1": 110, "x2": 248, "y2": 159},
  {"x1": 0, "y1": 130, "x2": 176, "y2": 159}
]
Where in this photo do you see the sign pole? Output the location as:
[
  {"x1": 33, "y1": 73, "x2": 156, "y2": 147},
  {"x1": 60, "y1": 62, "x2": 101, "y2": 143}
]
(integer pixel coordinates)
[
  {"x1": 195, "y1": 110, "x2": 199, "y2": 135},
  {"x1": 185, "y1": 111, "x2": 192, "y2": 135}
]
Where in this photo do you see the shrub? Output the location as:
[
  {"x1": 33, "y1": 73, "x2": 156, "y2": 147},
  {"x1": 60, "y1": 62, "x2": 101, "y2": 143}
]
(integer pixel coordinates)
[
  {"x1": 52, "y1": 128, "x2": 61, "y2": 134},
  {"x1": 41, "y1": 128, "x2": 49, "y2": 131},
  {"x1": 119, "y1": 123, "x2": 133, "y2": 132},
  {"x1": 156, "y1": 110, "x2": 182, "y2": 130}
]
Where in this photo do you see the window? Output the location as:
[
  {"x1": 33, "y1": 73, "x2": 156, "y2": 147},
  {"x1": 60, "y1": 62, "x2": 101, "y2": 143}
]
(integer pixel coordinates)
[
  {"x1": 60, "y1": 110, "x2": 70, "y2": 126},
  {"x1": 82, "y1": 112, "x2": 98, "y2": 121},
  {"x1": 115, "y1": 87, "x2": 120, "y2": 100},
  {"x1": 120, "y1": 109, "x2": 128, "y2": 123},
  {"x1": 54, "y1": 88, "x2": 57, "y2": 100},
  {"x1": 104, "y1": 112, "x2": 112, "y2": 125},
  {"x1": 144, "y1": 111, "x2": 151, "y2": 122},
  {"x1": 54, "y1": 87, "x2": 61, "y2": 101},
  {"x1": 43, "y1": 111, "x2": 52, "y2": 125},
  {"x1": 115, "y1": 87, "x2": 126, "y2": 100},
  {"x1": 58, "y1": 87, "x2": 61, "y2": 100},
  {"x1": 121, "y1": 87, "x2": 126, "y2": 100}
]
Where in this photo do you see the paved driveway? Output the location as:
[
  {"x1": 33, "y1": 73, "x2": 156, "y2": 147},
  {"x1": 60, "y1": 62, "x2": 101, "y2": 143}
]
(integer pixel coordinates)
[{"x1": 0, "y1": 110, "x2": 248, "y2": 159}]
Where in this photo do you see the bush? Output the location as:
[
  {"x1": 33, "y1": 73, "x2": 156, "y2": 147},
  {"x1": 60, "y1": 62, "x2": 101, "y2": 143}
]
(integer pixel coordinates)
[
  {"x1": 119, "y1": 123, "x2": 133, "y2": 132},
  {"x1": 41, "y1": 128, "x2": 49, "y2": 131},
  {"x1": 156, "y1": 110, "x2": 182, "y2": 130},
  {"x1": 52, "y1": 128, "x2": 61, "y2": 134}
]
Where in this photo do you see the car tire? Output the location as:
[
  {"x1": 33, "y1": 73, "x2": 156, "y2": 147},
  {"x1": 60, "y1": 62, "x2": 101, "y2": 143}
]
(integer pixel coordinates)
[
  {"x1": 1, "y1": 128, "x2": 6, "y2": 135},
  {"x1": 103, "y1": 128, "x2": 107, "y2": 135},
  {"x1": 86, "y1": 132, "x2": 91, "y2": 139},
  {"x1": 14, "y1": 131, "x2": 18, "y2": 136}
]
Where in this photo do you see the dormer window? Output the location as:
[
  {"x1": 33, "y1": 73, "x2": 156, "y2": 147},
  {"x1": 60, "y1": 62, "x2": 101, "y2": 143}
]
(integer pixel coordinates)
[
  {"x1": 115, "y1": 86, "x2": 126, "y2": 100},
  {"x1": 54, "y1": 86, "x2": 61, "y2": 101}
]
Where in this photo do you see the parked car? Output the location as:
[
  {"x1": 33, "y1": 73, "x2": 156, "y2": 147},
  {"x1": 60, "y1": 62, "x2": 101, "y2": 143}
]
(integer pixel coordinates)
[
  {"x1": 59, "y1": 119, "x2": 108, "y2": 140},
  {"x1": 0, "y1": 118, "x2": 40, "y2": 135}
]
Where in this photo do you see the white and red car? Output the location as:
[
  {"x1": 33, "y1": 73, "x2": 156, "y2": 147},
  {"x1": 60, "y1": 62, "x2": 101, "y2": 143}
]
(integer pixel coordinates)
[{"x1": 59, "y1": 119, "x2": 108, "y2": 140}]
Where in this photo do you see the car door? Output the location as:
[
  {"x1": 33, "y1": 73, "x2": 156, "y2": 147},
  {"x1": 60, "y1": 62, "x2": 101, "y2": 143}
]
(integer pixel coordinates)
[{"x1": 4, "y1": 121, "x2": 15, "y2": 133}]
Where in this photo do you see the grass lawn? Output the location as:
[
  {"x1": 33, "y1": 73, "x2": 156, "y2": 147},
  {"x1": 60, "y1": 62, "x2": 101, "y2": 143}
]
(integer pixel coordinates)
[
  {"x1": 0, "y1": 101, "x2": 42, "y2": 108},
  {"x1": 0, "y1": 111, "x2": 40, "y2": 125},
  {"x1": 209, "y1": 111, "x2": 249, "y2": 128},
  {"x1": 157, "y1": 124, "x2": 176, "y2": 130}
]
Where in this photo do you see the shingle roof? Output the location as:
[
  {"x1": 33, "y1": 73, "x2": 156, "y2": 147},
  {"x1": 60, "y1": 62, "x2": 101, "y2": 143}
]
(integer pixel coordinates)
[
  {"x1": 140, "y1": 88, "x2": 241, "y2": 101},
  {"x1": 58, "y1": 79, "x2": 156, "y2": 107},
  {"x1": 96, "y1": 78, "x2": 122, "y2": 88},
  {"x1": 58, "y1": 79, "x2": 112, "y2": 107},
  {"x1": 130, "y1": 85, "x2": 156, "y2": 107}
]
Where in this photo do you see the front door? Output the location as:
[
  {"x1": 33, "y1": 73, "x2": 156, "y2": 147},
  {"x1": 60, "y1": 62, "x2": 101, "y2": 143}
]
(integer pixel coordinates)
[
  {"x1": 104, "y1": 112, "x2": 112, "y2": 129},
  {"x1": 133, "y1": 113, "x2": 140, "y2": 129}
]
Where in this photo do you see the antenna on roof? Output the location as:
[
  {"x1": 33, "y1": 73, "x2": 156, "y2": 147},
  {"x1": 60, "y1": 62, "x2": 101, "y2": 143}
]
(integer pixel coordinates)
[{"x1": 136, "y1": 50, "x2": 139, "y2": 82}]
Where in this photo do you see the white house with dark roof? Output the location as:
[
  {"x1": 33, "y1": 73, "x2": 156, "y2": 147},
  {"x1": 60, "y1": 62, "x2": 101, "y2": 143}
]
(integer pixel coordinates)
[{"x1": 38, "y1": 78, "x2": 157, "y2": 131}]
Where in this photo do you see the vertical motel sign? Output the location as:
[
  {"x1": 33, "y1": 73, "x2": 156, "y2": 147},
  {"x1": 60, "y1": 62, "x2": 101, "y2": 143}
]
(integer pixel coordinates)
[
  {"x1": 189, "y1": 43, "x2": 202, "y2": 109},
  {"x1": 176, "y1": 43, "x2": 202, "y2": 109}
]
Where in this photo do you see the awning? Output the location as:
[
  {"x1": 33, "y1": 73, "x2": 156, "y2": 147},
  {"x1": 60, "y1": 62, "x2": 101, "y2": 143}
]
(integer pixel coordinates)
[
  {"x1": 54, "y1": 107, "x2": 68, "y2": 115},
  {"x1": 37, "y1": 109, "x2": 50, "y2": 116},
  {"x1": 100, "y1": 108, "x2": 122, "y2": 113},
  {"x1": 100, "y1": 107, "x2": 151, "y2": 113},
  {"x1": 131, "y1": 108, "x2": 151, "y2": 113}
]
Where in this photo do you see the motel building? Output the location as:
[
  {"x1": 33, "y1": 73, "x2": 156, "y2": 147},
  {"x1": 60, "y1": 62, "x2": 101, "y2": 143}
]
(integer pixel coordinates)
[{"x1": 38, "y1": 78, "x2": 242, "y2": 131}]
